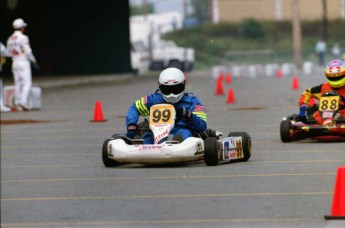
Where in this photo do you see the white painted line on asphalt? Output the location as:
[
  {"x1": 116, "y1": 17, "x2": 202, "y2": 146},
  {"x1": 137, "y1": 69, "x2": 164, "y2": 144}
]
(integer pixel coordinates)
[{"x1": 1, "y1": 172, "x2": 336, "y2": 183}]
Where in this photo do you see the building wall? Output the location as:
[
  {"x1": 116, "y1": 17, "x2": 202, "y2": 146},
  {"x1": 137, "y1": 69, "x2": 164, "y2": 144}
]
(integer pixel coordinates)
[{"x1": 218, "y1": 0, "x2": 345, "y2": 22}]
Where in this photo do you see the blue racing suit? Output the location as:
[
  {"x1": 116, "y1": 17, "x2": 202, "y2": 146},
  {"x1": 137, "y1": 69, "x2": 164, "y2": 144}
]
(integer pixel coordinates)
[{"x1": 126, "y1": 91, "x2": 207, "y2": 144}]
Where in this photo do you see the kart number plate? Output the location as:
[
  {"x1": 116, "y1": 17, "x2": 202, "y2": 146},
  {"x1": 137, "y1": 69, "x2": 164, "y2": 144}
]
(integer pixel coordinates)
[
  {"x1": 150, "y1": 105, "x2": 175, "y2": 126},
  {"x1": 319, "y1": 96, "x2": 339, "y2": 111}
]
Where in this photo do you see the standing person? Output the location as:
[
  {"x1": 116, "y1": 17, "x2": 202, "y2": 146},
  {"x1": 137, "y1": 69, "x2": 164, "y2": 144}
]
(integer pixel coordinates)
[
  {"x1": 6, "y1": 18, "x2": 39, "y2": 111},
  {"x1": 315, "y1": 39, "x2": 327, "y2": 66},
  {"x1": 126, "y1": 67, "x2": 207, "y2": 144},
  {"x1": 1, "y1": 42, "x2": 11, "y2": 112},
  {"x1": 331, "y1": 43, "x2": 341, "y2": 59}
]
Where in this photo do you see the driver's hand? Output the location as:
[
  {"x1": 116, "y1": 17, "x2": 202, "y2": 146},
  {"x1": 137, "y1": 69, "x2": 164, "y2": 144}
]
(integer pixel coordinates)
[
  {"x1": 298, "y1": 104, "x2": 308, "y2": 123},
  {"x1": 176, "y1": 107, "x2": 193, "y2": 121},
  {"x1": 126, "y1": 123, "x2": 137, "y2": 139}
]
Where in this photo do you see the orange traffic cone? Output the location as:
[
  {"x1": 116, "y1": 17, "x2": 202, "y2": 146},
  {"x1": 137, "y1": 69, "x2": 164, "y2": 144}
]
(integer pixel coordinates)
[
  {"x1": 227, "y1": 88, "x2": 235, "y2": 104},
  {"x1": 277, "y1": 70, "x2": 283, "y2": 79},
  {"x1": 292, "y1": 76, "x2": 299, "y2": 90},
  {"x1": 218, "y1": 71, "x2": 224, "y2": 81},
  {"x1": 215, "y1": 75, "x2": 224, "y2": 95},
  {"x1": 325, "y1": 166, "x2": 345, "y2": 220},
  {"x1": 91, "y1": 100, "x2": 107, "y2": 122},
  {"x1": 225, "y1": 72, "x2": 232, "y2": 84}
]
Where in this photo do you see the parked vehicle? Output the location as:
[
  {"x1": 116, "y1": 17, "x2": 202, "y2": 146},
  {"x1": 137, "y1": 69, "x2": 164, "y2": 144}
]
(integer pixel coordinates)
[
  {"x1": 130, "y1": 41, "x2": 150, "y2": 74},
  {"x1": 149, "y1": 40, "x2": 194, "y2": 72}
]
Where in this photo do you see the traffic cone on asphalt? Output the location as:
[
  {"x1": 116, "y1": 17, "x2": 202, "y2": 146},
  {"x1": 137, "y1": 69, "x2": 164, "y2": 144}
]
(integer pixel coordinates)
[
  {"x1": 218, "y1": 71, "x2": 224, "y2": 81},
  {"x1": 277, "y1": 70, "x2": 283, "y2": 79},
  {"x1": 226, "y1": 72, "x2": 232, "y2": 84},
  {"x1": 325, "y1": 167, "x2": 345, "y2": 220},
  {"x1": 91, "y1": 100, "x2": 107, "y2": 122},
  {"x1": 226, "y1": 88, "x2": 235, "y2": 104},
  {"x1": 215, "y1": 75, "x2": 224, "y2": 95},
  {"x1": 292, "y1": 76, "x2": 299, "y2": 90}
]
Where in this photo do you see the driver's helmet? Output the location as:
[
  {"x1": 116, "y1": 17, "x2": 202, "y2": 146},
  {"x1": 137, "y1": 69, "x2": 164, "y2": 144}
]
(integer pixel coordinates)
[
  {"x1": 158, "y1": 68, "x2": 186, "y2": 104},
  {"x1": 324, "y1": 59, "x2": 345, "y2": 88}
]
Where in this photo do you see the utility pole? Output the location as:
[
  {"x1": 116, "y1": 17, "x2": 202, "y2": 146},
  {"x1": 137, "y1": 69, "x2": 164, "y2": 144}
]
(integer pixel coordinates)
[
  {"x1": 183, "y1": 0, "x2": 188, "y2": 19},
  {"x1": 322, "y1": 0, "x2": 328, "y2": 40},
  {"x1": 209, "y1": 0, "x2": 213, "y2": 24},
  {"x1": 143, "y1": 0, "x2": 148, "y2": 21},
  {"x1": 292, "y1": 0, "x2": 302, "y2": 70}
]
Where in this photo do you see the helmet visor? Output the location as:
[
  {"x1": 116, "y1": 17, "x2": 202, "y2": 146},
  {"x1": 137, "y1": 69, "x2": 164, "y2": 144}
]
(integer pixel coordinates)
[
  {"x1": 159, "y1": 83, "x2": 185, "y2": 95},
  {"x1": 327, "y1": 74, "x2": 345, "y2": 81}
]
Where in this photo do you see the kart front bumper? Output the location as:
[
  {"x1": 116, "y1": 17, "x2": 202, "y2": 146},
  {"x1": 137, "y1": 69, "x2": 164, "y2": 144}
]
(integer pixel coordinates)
[{"x1": 107, "y1": 137, "x2": 204, "y2": 164}]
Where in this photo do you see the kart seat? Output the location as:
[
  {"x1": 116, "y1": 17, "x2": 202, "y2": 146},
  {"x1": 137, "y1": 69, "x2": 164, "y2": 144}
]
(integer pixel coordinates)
[{"x1": 132, "y1": 135, "x2": 144, "y2": 145}]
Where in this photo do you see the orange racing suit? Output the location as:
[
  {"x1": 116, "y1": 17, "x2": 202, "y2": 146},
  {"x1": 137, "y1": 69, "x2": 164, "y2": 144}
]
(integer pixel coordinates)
[{"x1": 298, "y1": 83, "x2": 345, "y2": 124}]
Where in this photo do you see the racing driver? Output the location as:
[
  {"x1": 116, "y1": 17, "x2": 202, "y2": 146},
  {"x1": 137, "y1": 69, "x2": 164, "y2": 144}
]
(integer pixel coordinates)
[
  {"x1": 125, "y1": 67, "x2": 207, "y2": 144},
  {"x1": 298, "y1": 59, "x2": 345, "y2": 124}
]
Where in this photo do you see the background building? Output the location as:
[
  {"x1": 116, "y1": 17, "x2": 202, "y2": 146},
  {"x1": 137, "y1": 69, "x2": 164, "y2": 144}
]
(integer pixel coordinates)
[{"x1": 218, "y1": 0, "x2": 345, "y2": 22}]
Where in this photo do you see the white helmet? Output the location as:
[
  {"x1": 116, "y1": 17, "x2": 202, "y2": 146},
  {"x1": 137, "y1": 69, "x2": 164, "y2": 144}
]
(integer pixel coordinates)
[
  {"x1": 13, "y1": 18, "x2": 27, "y2": 29},
  {"x1": 158, "y1": 68, "x2": 186, "y2": 104}
]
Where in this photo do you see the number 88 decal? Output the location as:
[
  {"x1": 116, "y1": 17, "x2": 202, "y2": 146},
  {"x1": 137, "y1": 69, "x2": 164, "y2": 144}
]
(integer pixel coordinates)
[{"x1": 319, "y1": 96, "x2": 339, "y2": 111}]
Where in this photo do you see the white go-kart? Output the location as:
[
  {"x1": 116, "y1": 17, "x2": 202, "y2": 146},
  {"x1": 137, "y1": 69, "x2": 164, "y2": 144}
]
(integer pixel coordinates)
[{"x1": 102, "y1": 104, "x2": 252, "y2": 167}]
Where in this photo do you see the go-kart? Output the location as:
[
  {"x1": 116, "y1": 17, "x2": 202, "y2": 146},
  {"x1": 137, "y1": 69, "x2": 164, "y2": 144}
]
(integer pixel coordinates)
[
  {"x1": 102, "y1": 104, "x2": 252, "y2": 167},
  {"x1": 280, "y1": 92, "x2": 345, "y2": 142}
]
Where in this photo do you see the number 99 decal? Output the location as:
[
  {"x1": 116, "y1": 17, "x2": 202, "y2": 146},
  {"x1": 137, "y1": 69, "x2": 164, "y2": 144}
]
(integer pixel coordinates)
[
  {"x1": 152, "y1": 109, "x2": 171, "y2": 123},
  {"x1": 150, "y1": 105, "x2": 175, "y2": 125}
]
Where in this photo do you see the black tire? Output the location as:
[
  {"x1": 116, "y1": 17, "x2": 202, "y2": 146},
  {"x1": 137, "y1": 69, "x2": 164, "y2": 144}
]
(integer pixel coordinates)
[
  {"x1": 102, "y1": 138, "x2": 120, "y2": 167},
  {"x1": 280, "y1": 120, "x2": 292, "y2": 142},
  {"x1": 228, "y1": 132, "x2": 252, "y2": 162},
  {"x1": 204, "y1": 137, "x2": 219, "y2": 166}
]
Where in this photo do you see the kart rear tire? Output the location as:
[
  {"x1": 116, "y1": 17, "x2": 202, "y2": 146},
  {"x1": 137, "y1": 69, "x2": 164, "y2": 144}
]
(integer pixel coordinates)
[
  {"x1": 228, "y1": 132, "x2": 251, "y2": 162},
  {"x1": 204, "y1": 137, "x2": 219, "y2": 166},
  {"x1": 280, "y1": 120, "x2": 292, "y2": 142},
  {"x1": 102, "y1": 138, "x2": 120, "y2": 167}
]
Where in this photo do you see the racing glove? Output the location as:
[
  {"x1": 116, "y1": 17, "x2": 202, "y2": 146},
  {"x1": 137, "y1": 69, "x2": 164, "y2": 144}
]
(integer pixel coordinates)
[
  {"x1": 298, "y1": 104, "x2": 308, "y2": 123},
  {"x1": 176, "y1": 107, "x2": 193, "y2": 121},
  {"x1": 126, "y1": 123, "x2": 137, "y2": 139}
]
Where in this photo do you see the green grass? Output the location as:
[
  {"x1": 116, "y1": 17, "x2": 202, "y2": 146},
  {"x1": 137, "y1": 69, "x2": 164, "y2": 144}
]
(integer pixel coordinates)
[{"x1": 163, "y1": 20, "x2": 345, "y2": 70}]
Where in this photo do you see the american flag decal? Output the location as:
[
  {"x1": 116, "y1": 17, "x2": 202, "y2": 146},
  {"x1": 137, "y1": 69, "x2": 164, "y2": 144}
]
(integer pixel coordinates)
[{"x1": 194, "y1": 105, "x2": 205, "y2": 112}]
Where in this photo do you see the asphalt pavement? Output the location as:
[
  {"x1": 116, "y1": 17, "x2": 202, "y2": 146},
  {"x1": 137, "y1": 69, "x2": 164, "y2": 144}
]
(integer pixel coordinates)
[{"x1": 1, "y1": 68, "x2": 344, "y2": 228}]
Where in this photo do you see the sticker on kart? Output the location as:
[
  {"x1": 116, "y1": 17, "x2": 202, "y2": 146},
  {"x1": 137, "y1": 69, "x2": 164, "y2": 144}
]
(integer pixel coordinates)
[
  {"x1": 221, "y1": 138, "x2": 244, "y2": 160},
  {"x1": 319, "y1": 95, "x2": 339, "y2": 111},
  {"x1": 149, "y1": 104, "x2": 176, "y2": 144}
]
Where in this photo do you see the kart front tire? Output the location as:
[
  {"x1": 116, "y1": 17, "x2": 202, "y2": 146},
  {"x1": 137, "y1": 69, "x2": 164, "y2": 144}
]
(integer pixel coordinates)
[
  {"x1": 204, "y1": 137, "x2": 219, "y2": 166},
  {"x1": 228, "y1": 132, "x2": 251, "y2": 162},
  {"x1": 102, "y1": 138, "x2": 120, "y2": 167},
  {"x1": 280, "y1": 120, "x2": 292, "y2": 142}
]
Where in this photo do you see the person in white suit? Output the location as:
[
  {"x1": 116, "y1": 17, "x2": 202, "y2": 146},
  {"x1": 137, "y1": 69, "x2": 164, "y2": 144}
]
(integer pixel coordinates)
[
  {"x1": 1, "y1": 42, "x2": 11, "y2": 112},
  {"x1": 6, "y1": 18, "x2": 39, "y2": 111}
]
